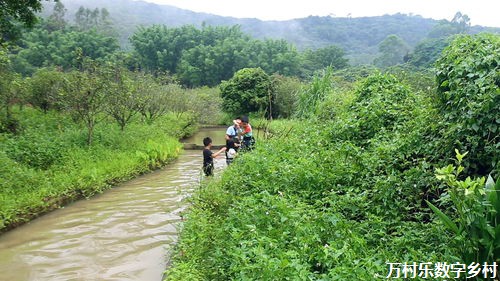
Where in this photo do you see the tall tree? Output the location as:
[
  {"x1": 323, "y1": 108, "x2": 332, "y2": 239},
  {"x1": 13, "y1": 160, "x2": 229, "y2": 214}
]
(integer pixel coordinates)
[
  {"x1": 46, "y1": 1, "x2": 66, "y2": 32},
  {"x1": 427, "y1": 12, "x2": 471, "y2": 39},
  {"x1": 11, "y1": 25, "x2": 119, "y2": 75},
  {"x1": 131, "y1": 25, "x2": 201, "y2": 75}
]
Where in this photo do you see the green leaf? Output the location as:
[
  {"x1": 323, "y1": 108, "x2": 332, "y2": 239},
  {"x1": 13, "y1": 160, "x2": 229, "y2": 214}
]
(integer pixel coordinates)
[
  {"x1": 426, "y1": 200, "x2": 460, "y2": 235},
  {"x1": 454, "y1": 149, "x2": 468, "y2": 163}
]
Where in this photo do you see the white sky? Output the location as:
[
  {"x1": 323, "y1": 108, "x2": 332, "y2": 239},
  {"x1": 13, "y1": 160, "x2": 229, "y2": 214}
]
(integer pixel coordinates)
[{"x1": 140, "y1": 0, "x2": 500, "y2": 27}]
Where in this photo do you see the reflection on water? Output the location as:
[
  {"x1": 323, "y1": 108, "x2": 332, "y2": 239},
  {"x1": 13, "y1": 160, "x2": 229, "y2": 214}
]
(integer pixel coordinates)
[
  {"x1": 182, "y1": 127, "x2": 227, "y2": 146},
  {"x1": 0, "y1": 150, "x2": 226, "y2": 281}
]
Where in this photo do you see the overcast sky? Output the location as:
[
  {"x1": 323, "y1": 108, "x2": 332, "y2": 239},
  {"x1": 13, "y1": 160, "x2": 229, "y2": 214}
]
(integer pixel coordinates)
[{"x1": 140, "y1": 0, "x2": 499, "y2": 27}]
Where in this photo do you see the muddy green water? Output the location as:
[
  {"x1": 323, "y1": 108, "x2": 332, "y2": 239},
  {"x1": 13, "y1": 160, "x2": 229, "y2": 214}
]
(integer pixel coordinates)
[
  {"x1": 182, "y1": 127, "x2": 227, "y2": 147},
  {"x1": 0, "y1": 149, "x2": 226, "y2": 281}
]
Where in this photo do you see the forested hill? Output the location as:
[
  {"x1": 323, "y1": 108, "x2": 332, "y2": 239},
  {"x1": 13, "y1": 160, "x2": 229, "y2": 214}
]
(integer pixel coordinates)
[{"x1": 42, "y1": 0, "x2": 499, "y2": 64}]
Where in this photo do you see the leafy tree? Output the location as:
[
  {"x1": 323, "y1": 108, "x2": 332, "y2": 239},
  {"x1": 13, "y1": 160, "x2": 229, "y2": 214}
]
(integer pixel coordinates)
[
  {"x1": 176, "y1": 44, "x2": 221, "y2": 87},
  {"x1": 0, "y1": 48, "x2": 22, "y2": 132},
  {"x1": 11, "y1": 24, "x2": 119, "y2": 75},
  {"x1": 300, "y1": 45, "x2": 348, "y2": 77},
  {"x1": 435, "y1": 33, "x2": 500, "y2": 175},
  {"x1": 131, "y1": 25, "x2": 201, "y2": 74},
  {"x1": 74, "y1": 6, "x2": 115, "y2": 37},
  {"x1": 30, "y1": 67, "x2": 64, "y2": 112},
  {"x1": 186, "y1": 87, "x2": 222, "y2": 124},
  {"x1": 0, "y1": 72, "x2": 27, "y2": 133},
  {"x1": 406, "y1": 38, "x2": 450, "y2": 68},
  {"x1": 0, "y1": 0, "x2": 54, "y2": 43},
  {"x1": 451, "y1": 12, "x2": 471, "y2": 33},
  {"x1": 246, "y1": 39, "x2": 301, "y2": 77},
  {"x1": 60, "y1": 59, "x2": 107, "y2": 145},
  {"x1": 131, "y1": 24, "x2": 302, "y2": 86},
  {"x1": 220, "y1": 67, "x2": 272, "y2": 118},
  {"x1": 427, "y1": 12, "x2": 471, "y2": 39},
  {"x1": 101, "y1": 65, "x2": 141, "y2": 131},
  {"x1": 374, "y1": 34, "x2": 410, "y2": 68},
  {"x1": 134, "y1": 73, "x2": 172, "y2": 124}
]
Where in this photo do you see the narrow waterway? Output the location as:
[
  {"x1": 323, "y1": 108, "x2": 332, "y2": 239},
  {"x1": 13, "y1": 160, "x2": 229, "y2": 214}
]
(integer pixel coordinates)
[
  {"x1": 0, "y1": 148, "x2": 226, "y2": 281},
  {"x1": 182, "y1": 126, "x2": 227, "y2": 147}
]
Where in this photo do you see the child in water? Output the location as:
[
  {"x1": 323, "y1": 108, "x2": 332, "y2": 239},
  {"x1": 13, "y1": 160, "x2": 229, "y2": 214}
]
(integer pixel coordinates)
[
  {"x1": 202, "y1": 137, "x2": 226, "y2": 176},
  {"x1": 225, "y1": 139, "x2": 238, "y2": 165}
]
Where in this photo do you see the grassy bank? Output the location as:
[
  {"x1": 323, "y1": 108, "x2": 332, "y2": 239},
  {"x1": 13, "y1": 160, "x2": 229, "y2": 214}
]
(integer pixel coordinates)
[
  {"x1": 0, "y1": 108, "x2": 197, "y2": 233},
  {"x1": 165, "y1": 72, "x2": 498, "y2": 279}
]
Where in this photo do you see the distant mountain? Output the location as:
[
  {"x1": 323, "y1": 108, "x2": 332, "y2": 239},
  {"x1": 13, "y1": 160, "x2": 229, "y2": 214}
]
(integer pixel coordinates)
[{"x1": 41, "y1": 0, "x2": 500, "y2": 64}]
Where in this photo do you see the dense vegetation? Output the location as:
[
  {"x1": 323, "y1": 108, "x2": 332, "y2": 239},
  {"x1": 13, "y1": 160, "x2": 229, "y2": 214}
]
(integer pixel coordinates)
[
  {"x1": 42, "y1": 0, "x2": 500, "y2": 65},
  {"x1": 165, "y1": 34, "x2": 499, "y2": 280},
  {"x1": 1, "y1": 1, "x2": 499, "y2": 279},
  {"x1": 0, "y1": 2, "x2": 225, "y2": 232}
]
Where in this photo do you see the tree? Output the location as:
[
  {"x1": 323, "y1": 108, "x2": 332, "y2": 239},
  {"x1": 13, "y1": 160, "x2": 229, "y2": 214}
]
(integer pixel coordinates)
[
  {"x1": 0, "y1": 48, "x2": 15, "y2": 122},
  {"x1": 0, "y1": 0, "x2": 55, "y2": 43},
  {"x1": 406, "y1": 38, "x2": 450, "y2": 68},
  {"x1": 61, "y1": 59, "x2": 107, "y2": 145},
  {"x1": 220, "y1": 68, "x2": 272, "y2": 118},
  {"x1": 427, "y1": 12, "x2": 471, "y2": 39},
  {"x1": 11, "y1": 24, "x2": 119, "y2": 75},
  {"x1": 131, "y1": 24, "x2": 302, "y2": 86},
  {"x1": 133, "y1": 73, "x2": 172, "y2": 124},
  {"x1": 451, "y1": 12, "x2": 471, "y2": 34},
  {"x1": 30, "y1": 67, "x2": 64, "y2": 112},
  {"x1": 131, "y1": 25, "x2": 201, "y2": 75},
  {"x1": 271, "y1": 74, "x2": 302, "y2": 119},
  {"x1": 46, "y1": 1, "x2": 66, "y2": 32},
  {"x1": 102, "y1": 65, "x2": 141, "y2": 131},
  {"x1": 300, "y1": 45, "x2": 348, "y2": 78},
  {"x1": 374, "y1": 34, "x2": 409, "y2": 68},
  {"x1": 74, "y1": 6, "x2": 115, "y2": 37},
  {"x1": 246, "y1": 39, "x2": 301, "y2": 77}
]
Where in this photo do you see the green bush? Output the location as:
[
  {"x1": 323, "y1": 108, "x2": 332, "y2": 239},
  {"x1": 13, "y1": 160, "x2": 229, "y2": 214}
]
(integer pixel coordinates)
[
  {"x1": 337, "y1": 73, "x2": 416, "y2": 144},
  {"x1": 220, "y1": 67, "x2": 272, "y2": 118},
  {"x1": 435, "y1": 33, "x2": 500, "y2": 175}
]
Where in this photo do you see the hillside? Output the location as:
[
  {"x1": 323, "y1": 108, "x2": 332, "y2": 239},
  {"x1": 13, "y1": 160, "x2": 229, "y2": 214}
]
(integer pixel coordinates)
[{"x1": 42, "y1": 0, "x2": 500, "y2": 64}]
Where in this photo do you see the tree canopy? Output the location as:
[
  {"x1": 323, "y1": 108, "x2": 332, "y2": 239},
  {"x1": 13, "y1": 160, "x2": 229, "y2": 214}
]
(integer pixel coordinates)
[
  {"x1": 0, "y1": 0, "x2": 55, "y2": 43},
  {"x1": 220, "y1": 67, "x2": 272, "y2": 118}
]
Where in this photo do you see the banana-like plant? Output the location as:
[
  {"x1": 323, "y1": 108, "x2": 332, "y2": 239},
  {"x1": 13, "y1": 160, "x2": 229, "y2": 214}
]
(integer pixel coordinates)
[{"x1": 426, "y1": 149, "x2": 500, "y2": 266}]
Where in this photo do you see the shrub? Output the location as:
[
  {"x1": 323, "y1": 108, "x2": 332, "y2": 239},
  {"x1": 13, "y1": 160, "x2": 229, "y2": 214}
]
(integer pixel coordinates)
[
  {"x1": 435, "y1": 33, "x2": 500, "y2": 175},
  {"x1": 220, "y1": 67, "x2": 272, "y2": 118}
]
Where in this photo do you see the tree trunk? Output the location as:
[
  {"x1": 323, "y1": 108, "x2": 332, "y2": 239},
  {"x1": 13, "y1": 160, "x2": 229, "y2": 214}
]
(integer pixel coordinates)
[{"x1": 87, "y1": 119, "x2": 94, "y2": 146}]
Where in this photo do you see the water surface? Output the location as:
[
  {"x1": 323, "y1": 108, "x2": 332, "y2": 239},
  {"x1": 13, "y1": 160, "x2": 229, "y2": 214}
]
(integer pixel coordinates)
[{"x1": 0, "y1": 150, "x2": 226, "y2": 281}]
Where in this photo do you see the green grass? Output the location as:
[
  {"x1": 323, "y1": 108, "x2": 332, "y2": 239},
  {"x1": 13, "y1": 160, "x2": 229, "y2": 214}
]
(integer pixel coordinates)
[{"x1": 0, "y1": 108, "x2": 196, "y2": 232}]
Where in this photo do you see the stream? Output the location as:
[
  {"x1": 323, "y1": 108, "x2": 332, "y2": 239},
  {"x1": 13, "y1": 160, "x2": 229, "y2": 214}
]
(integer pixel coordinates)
[{"x1": 0, "y1": 128, "x2": 227, "y2": 281}]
